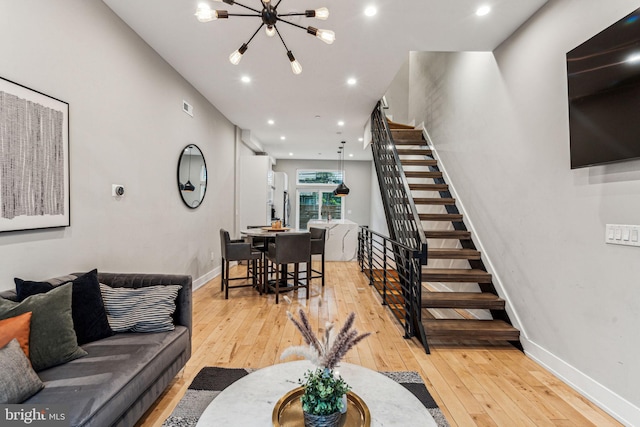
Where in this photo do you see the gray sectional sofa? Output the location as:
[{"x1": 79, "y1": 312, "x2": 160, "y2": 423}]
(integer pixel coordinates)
[{"x1": 0, "y1": 272, "x2": 192, "y2": 427}]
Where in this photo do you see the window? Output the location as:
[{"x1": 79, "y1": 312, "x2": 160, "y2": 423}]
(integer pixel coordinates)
[
  {"x1": 297, "y1": 190, "x2": 343, "y2": 229},
  {"x1": 297, "y1": 170, "x2": 343, "y2": 186}
]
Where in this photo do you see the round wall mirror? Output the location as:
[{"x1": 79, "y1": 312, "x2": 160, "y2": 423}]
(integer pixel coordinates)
[{"x1": 177, "y1": 144, "x2": 207, "y2": 209}]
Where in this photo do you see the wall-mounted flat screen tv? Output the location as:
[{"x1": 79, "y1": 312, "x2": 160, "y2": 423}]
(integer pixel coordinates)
[{"x1": 567, "y1": 7, "x2": 640, "y2": 169}]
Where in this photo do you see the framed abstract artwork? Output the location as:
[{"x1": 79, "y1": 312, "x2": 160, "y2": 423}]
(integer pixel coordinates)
[{"x1": 0, "y1": 77, "x2": 70, "y2": 232}]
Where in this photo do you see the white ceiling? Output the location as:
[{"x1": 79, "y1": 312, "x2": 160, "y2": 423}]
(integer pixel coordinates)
[{"x1": 103, "y1": 0, "x2": 547, "y2": 161}]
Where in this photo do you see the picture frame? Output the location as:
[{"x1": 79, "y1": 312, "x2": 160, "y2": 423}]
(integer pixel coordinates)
[{"x1": 0, "y1": 76, "x2": 70, "y2": 232}]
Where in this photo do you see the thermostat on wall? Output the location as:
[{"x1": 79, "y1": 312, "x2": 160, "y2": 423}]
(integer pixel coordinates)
[{"x1": 183, "y1": 100, "x2": 193, "y2": 117}]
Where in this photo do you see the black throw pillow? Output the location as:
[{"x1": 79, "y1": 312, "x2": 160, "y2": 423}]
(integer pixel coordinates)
[{"x1": 15, "y1": 269, "x2": 114, "y2": 345}]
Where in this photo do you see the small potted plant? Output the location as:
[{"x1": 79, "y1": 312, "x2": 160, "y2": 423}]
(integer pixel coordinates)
[{"x1": 282, "y1": 309, "x2": 370, "y2": 427}]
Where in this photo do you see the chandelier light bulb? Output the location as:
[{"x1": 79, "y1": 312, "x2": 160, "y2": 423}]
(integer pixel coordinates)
[
  {"x1": 229, "y1": 44, "x2": 248, "y2": 65},
  {"x1": 314, "y1": 7, "x2": 329, "y2": 20},
  {"x1": 195, "y1": 4, "x2": 217, "y2": 22},
  {"x1": 287, "y1": 51, "x2": 302, "y2": 75},
  {"x1": 316, "y1": 29, "x2": 335, "y2": 44},
  {"x1": 265, "y1": 25, "x2": 276, "y2": 37}
]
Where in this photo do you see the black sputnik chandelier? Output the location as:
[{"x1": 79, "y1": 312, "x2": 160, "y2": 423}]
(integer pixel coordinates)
[{"x1": 195, "y1": 0, "x2": 334, "y2": 75}]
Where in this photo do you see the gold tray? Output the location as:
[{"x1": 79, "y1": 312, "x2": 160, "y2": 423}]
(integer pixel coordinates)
[
  {"x1": 272, "y1": 387, "x2": 371, "y2": 427},
  {"x1": 262, "y1": 227, "x2": 291, "y2": 232}
]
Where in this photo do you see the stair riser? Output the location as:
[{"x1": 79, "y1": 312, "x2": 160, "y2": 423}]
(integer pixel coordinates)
[{"x1": 423, "y1": 276, "x2": 493, "y2": 283}]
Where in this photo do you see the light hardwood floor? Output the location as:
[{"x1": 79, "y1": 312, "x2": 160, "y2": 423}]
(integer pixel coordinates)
[{"x1": 136, "y1": 262, "x2": 622, "y2": 427}]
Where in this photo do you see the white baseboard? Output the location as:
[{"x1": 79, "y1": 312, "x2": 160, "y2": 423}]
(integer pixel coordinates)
[
  {"x1": 523, "y1": 338, "x2": 640, "y2": 426},
  {"x1": 191, "y1": 262, "x2": 237, "y2": 291}
]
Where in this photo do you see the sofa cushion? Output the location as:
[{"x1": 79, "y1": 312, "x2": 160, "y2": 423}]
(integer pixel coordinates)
[
  {"x1": 99, "y1": 284, "x2": 181, "y2": 333},
  {"x1": 15, "y1": 269, "x2": 113, "y2": 345},
  {"x1": 0, "y1": 339, "x2": 44, "y2": 403},
  {"x1": 0, "y1": 284, "x2": 87, "y2": 371},
  {"x1": 0, "y1": 311, "x2": 32, "y2": 358},
  {"x1": 24, "y1": 326, "x2": 190, "y2": 427}
]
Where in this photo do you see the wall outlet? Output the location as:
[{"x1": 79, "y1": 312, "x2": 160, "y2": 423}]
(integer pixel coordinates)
[{"x1": 210, "y1": 251, "x2": 215, "y2": 261}]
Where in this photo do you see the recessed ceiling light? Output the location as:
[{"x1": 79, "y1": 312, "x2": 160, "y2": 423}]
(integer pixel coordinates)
[
  {"x1": 289, "y1": 152, "x2": 294, "y2": 156},
  {"x1": 241, "y1": 75, "x2": 251, "y2": 83},
  {"x1": 349, "y1": 153, "x2": 354, "y2": 157},
  {"x1": 364, "y1": 6, "x2": 377, "y2": 17},
  {"x1": 268, "y1": 119, "x2": 275, "y2": 125},
  {"x1": 347, "y1": 78, "x2": 357, "y2": 85},
  {"x1": 280, "y1": 136, "x2": 286, "y2": 140},
  {"x1": 476, "y1": 5, "x2": 491, "y2": 16},
  {"x1": 338, "y1": 121, "x2": 345, "y2": 126},
  {"x1": 358, "y1": 137, "x2": 363, "y2": 142}
]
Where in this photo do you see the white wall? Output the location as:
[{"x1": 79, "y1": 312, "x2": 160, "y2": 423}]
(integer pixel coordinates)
[
  {"x1": 407, "y1": 0, "x2": 640, "y2": 423},
  {"x1": 272, "y1": 159, "x2": 372, "y2": 228},
  {"x1": 383, "y1": 56, "x2": 410, "y2": 125},
  {"x1": 0, "y1": 0, "x2": 237, "y2": 290}
]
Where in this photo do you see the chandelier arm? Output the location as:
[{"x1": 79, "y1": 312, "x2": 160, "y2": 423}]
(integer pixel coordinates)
[
  {"x1": 245, "y1": 23, "x2": 266, "y2": 46},
  {"x1": 274, "y1": 26, "x2": 291, "y2": 52},
  {"x1": 227, "y1": 13, "x2": 262, "y2": 17},
  {"x1": 276, "y1": 12, "x2": 307, "y2": 17},
  {"x1": 229, "y1": 1, "x2": 262, "y2": 14},
  {"x1": 273, "y1": 0, "x2": 284, "y2": 10},
  {"x1": 275, "y1": 17, "x2": 307, "y2": 31}
]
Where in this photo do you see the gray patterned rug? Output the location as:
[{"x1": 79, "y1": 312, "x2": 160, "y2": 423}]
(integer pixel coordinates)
[{"x1": 163, "y1": 366, "x2": 449, "y2": 427}]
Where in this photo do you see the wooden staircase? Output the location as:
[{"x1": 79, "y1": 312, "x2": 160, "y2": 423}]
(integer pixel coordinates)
[{"x1": 389, "y1": 123, "x2": 520, "y2": 347}]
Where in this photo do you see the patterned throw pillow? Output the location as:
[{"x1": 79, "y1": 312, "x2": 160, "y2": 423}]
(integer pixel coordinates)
[
  {"x1": 99, "y1": 284, "x2": 181, "y2": 333},
  {"x1": 0, "y1": 339, "x2": 44, "y2": 403}
]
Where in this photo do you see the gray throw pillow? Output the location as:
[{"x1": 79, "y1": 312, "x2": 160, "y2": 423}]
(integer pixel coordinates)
[
  {"x1": 99, "y1": 284, "x2": 181, "y2": 333},
  {"x1": 0, "y1": 283, "x2": 87, "y2": 372},
  {"x1": 0, "y1": 339, "x2": 44, "y2": 403}
]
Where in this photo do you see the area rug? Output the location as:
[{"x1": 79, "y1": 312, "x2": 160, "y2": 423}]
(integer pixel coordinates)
[{"x1": 162, "y1": 366, "x2": 449, "y2": 427}]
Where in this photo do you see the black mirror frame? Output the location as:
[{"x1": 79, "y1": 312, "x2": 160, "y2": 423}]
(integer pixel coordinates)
[{"x1": 177, "y1": 144, "x2": 207, "y2": 209}]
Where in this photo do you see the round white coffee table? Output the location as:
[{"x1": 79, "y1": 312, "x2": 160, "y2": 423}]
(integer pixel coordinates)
[{"x1": 196, "y1": 360, "x2": 437, "y2": 426}]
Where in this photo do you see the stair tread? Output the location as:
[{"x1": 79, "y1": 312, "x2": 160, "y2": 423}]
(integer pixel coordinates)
[
  {"x1": 414, "y1": 198, "x2": 456, "y2": 205},
  {"x1": 405, "y1": 171, "x2": 442, "y2": 178},
  {"x1": 391, "y1": 129, "x2": 423, "y2": 138},
  {"x1": 423, "y1": 319, "x2": 519, "y2": 340},
  {"x1": 428, "y1": 248, "x2": 481, "y2": 259},
  {"x1": 397, "y1": 149, "x2": 432, "y2": 156},
  {"x1": 424, "y1": 230, "x2": 471, "y2": 239},
  {"x1": 423, "y1": 268, "x2": 492, "y2": 283},
  {"x1": 401, "y1": 159, "x2": 437, "y2": 166},
  {"x1": 419, "y1": 213, "x2": 463, "y2": 221},
  {"x1": 410, "y1": 184, "x2": 449, "y2": 191},
  {"x1": 421, "y1": 292, "x2": 504, "y2": 309},
  {"x1": 387, "y1": 120, "x2": 415, "y2": 130}
]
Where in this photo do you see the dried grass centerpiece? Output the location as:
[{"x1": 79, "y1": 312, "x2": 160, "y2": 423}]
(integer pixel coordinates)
[{"x1": 281, "y1": 310, "x2": 370, "y2": 427}]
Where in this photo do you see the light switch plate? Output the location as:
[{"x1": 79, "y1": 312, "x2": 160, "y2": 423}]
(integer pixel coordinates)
[{"x1": 606, "y1": 224, "x2": 640, "y2": 247}]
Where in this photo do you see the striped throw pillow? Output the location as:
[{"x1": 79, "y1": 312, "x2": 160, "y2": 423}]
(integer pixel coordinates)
[{"x1": 99, "y1": 284, "x2": 181, "y2": 333}]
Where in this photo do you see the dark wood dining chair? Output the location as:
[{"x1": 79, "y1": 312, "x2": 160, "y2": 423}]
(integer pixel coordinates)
[
  {"x1": 309, "y1": 227, "x2": 327, "y2": 287},
  {"x1": 265, "y1": 232, "x2": 311, "y2": 304},
  {"x1": 220, "y1": 228, "x2": 263, "y2": 299}
]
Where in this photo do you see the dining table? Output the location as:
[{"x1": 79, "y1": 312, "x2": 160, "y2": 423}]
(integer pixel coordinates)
[{"x1": 240, "y1": 227, "x2": 301, "y2": 293}]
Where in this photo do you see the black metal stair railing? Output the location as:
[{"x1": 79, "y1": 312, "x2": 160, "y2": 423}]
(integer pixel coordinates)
[
  {"x1": 358, "y1": 226, "x2": 426, "y2": 350},
  {"x1": 366, "y1": 100, "x2": 429, "y2": 352},
  {"x1": 370, "y1": 101, "x2": 427, "y2": 260}
]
